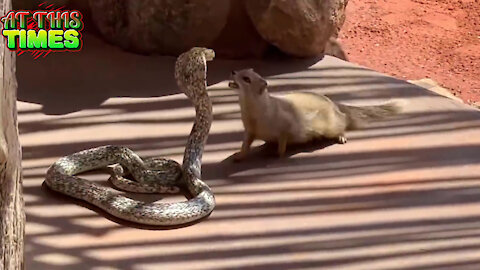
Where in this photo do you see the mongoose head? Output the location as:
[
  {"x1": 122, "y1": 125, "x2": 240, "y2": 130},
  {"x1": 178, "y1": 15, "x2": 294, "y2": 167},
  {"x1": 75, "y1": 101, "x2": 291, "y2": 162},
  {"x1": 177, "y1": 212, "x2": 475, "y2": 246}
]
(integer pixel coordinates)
[{"x1": 229, "y1": 68, "x2": 268, "y2": 97}]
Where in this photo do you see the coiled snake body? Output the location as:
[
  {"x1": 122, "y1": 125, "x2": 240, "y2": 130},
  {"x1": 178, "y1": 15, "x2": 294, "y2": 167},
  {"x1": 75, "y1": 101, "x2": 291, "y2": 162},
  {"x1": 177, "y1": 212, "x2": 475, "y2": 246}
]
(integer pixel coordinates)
[{"x1": 45, "y1": 47, "x2": 216, "y2": 226}]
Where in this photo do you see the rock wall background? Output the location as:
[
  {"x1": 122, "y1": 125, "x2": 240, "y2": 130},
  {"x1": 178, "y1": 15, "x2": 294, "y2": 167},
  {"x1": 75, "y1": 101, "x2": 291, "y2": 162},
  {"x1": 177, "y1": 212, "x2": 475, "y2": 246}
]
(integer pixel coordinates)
[{"x1": 14, "y1": 0, "x2": 348, "y2": 59}]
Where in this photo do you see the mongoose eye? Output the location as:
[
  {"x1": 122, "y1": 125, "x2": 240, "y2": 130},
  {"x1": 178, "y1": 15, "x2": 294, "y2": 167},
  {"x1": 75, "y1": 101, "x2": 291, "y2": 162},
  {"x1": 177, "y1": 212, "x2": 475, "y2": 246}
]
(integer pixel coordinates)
[{"x1": 242, "y1": 76, "x2": 251, "y2": 83}]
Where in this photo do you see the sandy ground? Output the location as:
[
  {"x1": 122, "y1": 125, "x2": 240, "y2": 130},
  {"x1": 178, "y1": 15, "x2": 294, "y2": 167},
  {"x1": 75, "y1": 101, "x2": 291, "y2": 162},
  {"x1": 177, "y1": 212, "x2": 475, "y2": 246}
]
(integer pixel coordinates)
[
  {"x1": 340, "y1": 0, "x2": 480, "y2": 104},
  {"x1": 17, "y1": 38, "x2": 480, "y2": 268}
]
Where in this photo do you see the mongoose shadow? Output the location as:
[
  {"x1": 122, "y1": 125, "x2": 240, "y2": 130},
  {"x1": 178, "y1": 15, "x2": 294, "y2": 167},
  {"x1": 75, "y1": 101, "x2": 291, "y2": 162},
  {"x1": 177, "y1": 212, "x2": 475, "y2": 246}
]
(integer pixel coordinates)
[{"x1": 219, "y1": 139, "x2": 339, "y2": 175}]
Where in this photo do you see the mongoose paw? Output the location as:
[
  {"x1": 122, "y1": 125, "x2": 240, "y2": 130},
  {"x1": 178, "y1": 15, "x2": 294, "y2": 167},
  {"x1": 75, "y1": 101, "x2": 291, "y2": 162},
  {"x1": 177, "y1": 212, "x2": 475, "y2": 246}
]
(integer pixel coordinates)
[{"x1": 337, "y1": 136, "x2": 348, "y2": 144}]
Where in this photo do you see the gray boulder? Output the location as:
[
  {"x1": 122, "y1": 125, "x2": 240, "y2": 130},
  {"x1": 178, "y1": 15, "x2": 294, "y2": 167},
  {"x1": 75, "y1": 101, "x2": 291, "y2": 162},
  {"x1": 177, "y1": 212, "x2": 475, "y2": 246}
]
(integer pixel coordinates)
[
  {"x1": 245, "y1": 0, "x2": 349, "y2": 57},
  {"x1": 88, "y1": 0, "x2": 231, "y2": 55},
  {"x1": 88, "y1": 0, "x2": 271, "y2": 58},
  {"x1": 16, "y1": 0, "x2": 348, "y2": 58}
]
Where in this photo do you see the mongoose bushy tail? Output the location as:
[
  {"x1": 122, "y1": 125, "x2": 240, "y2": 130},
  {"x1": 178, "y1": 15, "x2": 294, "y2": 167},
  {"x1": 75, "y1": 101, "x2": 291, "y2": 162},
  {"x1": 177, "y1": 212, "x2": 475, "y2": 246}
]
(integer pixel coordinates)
[{"x1": 338, "y1": 101, "x2": 403, "y2": 130}]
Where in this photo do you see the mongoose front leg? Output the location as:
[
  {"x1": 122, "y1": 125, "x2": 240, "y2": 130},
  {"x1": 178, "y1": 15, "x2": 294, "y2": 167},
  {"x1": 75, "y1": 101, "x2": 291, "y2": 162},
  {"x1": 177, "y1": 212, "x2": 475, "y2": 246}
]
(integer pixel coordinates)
[
  {"x1": 234, "y1": 132, "x2": 255, "y2": 162},
  {"x1": 277, "y1": 135, "x2": 288, "y2": 157}
]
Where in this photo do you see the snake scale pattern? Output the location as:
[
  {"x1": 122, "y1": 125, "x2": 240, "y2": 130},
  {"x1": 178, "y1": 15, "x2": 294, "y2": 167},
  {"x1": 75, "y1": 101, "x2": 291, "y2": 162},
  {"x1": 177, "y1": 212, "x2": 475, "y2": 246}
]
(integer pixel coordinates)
[{"x1": 45, "y1": 47, "x2": 216, "y2": 226}]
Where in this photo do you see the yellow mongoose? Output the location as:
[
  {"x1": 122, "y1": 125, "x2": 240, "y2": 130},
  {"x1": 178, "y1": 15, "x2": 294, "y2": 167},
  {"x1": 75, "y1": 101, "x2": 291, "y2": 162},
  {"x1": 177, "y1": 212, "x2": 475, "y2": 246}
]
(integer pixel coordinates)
[{"x1": 229, "y1": 68, "x2": 403, "y2": 160}]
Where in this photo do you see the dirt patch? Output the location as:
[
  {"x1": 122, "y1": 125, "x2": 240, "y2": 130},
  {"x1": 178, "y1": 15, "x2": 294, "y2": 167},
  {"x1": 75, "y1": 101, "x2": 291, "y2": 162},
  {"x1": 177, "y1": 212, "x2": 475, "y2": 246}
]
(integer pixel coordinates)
[{"x1": 340, "y1": 0, "x2": 480, "y2": 104}]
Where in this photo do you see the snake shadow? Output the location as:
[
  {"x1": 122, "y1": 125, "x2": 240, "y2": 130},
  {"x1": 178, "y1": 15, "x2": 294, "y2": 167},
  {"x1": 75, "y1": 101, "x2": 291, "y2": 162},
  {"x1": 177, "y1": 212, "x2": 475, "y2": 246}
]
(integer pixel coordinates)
[
  {"x1": 40, "y1": 177, "x2": 212, "y2": 231},
  {"x1": 218, "y1": 138, "x2": 339, "y2": 174}
]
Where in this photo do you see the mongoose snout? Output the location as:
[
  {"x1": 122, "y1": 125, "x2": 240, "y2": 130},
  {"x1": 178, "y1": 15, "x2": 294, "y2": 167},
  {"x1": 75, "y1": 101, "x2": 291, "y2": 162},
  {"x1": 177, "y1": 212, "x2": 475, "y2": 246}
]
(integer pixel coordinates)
[
  {"x1": 229, "y1": 71, "x2": 239, "y2": 88},
  {"x1": 230, "y1": 68, "x2": 267, "y2": 96}
]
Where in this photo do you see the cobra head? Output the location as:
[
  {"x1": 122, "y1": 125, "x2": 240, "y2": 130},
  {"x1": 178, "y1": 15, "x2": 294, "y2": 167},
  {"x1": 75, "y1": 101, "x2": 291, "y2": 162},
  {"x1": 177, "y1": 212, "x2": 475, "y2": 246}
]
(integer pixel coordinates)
[{"x1": 175, "y1": 47, "x2": 216, "y2": 102}]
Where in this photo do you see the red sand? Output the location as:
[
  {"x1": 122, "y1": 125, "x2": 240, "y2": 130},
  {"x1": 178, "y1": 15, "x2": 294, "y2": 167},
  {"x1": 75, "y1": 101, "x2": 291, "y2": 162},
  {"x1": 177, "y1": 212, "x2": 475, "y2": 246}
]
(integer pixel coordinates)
[{"x1": 340, "y1": 0, "x2": 480, "y2": 104}]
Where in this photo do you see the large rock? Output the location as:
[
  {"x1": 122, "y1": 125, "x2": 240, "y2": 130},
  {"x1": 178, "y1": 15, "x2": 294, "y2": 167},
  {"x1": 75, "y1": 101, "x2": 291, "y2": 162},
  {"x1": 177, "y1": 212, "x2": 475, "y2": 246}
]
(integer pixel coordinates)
[
  {"x1": 210, "y1": 0, "x2": 270, "y2": 59},
  {"x1": 331, "y1": 0, "x2": 349, "y2": 37},
  {"x1": 245, "y1": 0, "x2": 349, "y2": 57},
  {"x1": 88, "y1": 0, "x2": 231, "y2": 55},
  {"x1": 15, "y1": 0, "x2": 348, "y2": 58},
  {"x1": 87, "y1": 0, "x2": 270, "y2": 58}
]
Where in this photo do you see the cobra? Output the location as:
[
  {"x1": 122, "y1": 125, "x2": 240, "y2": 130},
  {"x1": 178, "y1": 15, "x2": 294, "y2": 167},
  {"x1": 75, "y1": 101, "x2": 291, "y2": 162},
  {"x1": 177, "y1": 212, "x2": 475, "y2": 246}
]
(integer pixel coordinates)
[{"x1": 44, "y1": 47, "x2": 216, "y2": 226}]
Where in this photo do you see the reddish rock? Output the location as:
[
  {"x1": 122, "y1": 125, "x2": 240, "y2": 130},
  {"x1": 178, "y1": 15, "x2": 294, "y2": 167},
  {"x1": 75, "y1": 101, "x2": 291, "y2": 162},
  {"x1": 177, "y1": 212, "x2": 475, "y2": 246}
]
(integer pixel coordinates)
[{"x1": 245, "y1": 0, "x2": 349, "y2": 57}]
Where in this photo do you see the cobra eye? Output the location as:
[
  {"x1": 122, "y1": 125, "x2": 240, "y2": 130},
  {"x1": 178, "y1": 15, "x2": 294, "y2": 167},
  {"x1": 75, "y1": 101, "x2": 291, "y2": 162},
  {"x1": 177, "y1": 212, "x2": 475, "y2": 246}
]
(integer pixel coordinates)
[{"x1": 242, "y1": 76, "x2": 251, "y2": 83}]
